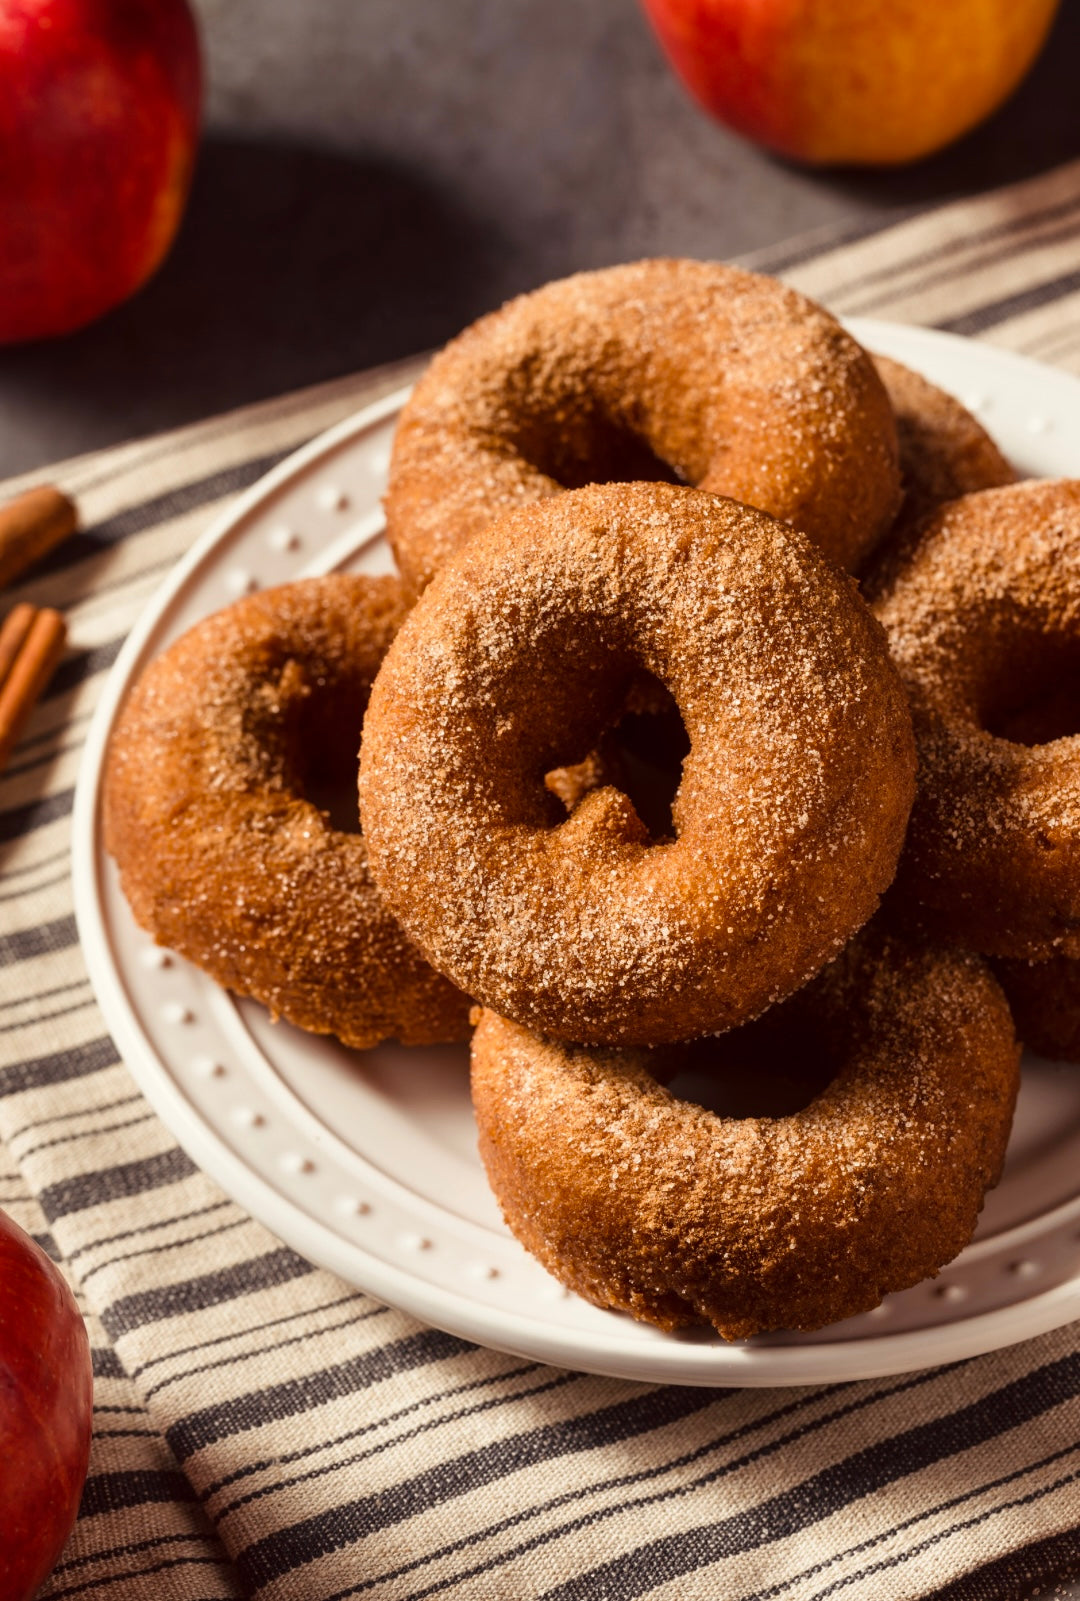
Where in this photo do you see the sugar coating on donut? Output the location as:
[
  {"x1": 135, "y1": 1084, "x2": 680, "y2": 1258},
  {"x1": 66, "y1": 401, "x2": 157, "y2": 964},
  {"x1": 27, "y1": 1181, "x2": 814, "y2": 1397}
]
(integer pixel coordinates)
[
  {"x1": 875, "y1": 479, "x2": 1080, "y2": 959},
  {"x1": 991, "y1": 952, "x2": 1080, "y2": 1062},
  {"x1": 386, "y1": 259, "x2": 901, "y2": 590},
  {"x1": 104, "y1": 575, "x2": 472, "y2": 1050},
  {"x1": 360, "y1": 481, "x2": 916, "y2": 1045},
  {"x1": 862, "y1": 354, "x2": 1017, "y2": 596},
  {"x1": 873, "y1": 354, "x2": 1016, "y2": 525},
  {"x1": 471, "y1": 929, "x2": 1019, "y2": 1338}
]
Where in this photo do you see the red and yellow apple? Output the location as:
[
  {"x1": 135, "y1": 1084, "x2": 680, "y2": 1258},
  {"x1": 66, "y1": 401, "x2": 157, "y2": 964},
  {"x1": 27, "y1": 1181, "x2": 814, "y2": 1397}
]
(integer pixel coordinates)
[
  {"x1": 640, "y1": 0, "x2": 1061, "y2": 166},
  {"x1": 0, "y1": 1207, "x2": 93, "y2": 1601},
  {"x1": 0, "y1": 0, "x2": 202, "y2": 343}
]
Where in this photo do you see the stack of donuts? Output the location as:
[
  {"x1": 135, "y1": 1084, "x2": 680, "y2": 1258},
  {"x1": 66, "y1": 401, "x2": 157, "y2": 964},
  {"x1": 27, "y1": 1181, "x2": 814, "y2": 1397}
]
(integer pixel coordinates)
[{"x1": 108, "y1": 257, "x2": 1080, "y2": 1341}]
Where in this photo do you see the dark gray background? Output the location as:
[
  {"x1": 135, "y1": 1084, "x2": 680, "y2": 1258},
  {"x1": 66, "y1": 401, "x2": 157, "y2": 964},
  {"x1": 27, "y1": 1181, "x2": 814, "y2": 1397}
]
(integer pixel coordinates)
[{"x1": 3, "y1": 0, "x2": 1080, "y2": 476}]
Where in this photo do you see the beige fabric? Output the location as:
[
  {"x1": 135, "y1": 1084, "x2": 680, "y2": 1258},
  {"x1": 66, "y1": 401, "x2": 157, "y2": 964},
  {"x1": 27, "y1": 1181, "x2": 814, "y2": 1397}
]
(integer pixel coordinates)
[{"x1": 3, "y1": 163, "x2": 1080, "y2": 1600}]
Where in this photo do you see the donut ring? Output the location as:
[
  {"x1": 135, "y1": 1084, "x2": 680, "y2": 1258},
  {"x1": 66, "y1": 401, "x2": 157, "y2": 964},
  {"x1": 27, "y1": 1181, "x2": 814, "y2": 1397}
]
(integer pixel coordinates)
[
  {"x1": 872, "y1": 354, "x2": 1016, "y2": 536},
  {"x1": 875, "y1": 480, "x2": 1080, "y2": 959},
  {"x1": 359, "y1": 482, "x2": 916, "y2": 1045},
  {"x1": 385, "y1": 259, "x2": 901, "y2": 591},
  {"x1": 991, "y1": 954, "x2": 1080, "y2": 1062},
  {"x1": 471, "y1": 929, "x2": 1019, "y2": 1338},
  {"x1": 104, "y1": 576, "x2": 471, "y2": 1050}
]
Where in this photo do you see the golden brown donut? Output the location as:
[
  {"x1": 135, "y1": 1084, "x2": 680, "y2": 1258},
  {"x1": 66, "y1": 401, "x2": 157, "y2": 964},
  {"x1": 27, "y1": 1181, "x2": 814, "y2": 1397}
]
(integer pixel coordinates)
[
  {"x1": 385, "y1": 259, "x2": 901, "y2": 590},
  {"x1": 104, "y1": 576, "x2": 471, "y2": 1050},
  {"x1": 472, "y1": 928, "x2": 1019, "y2": 1339},
  {"x1": 875, "y1": 481, "x2": 1080, "y2": 960},
  {"x1": 991, "y1": 953, "x2": 1080, "y2": 1062},
  {"x1": 359, "y1": 481, "x2": 916, "y2": 1045},
  {"x1": 873, "y1": 354, "x2": 1016, "y2": 532}
]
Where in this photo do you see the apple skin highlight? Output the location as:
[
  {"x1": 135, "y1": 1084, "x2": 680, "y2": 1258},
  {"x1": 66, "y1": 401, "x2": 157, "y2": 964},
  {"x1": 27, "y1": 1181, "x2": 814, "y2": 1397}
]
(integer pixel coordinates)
[
  {"x1": 0, "y1": 0, "x2": 202, "y2": 343},
  {"x1": 0, "y1": 1207, "x2": 93, "y2": 1601},
  {"x1": 641, "y1": 0, "x2": 1061, "y2": 165}
]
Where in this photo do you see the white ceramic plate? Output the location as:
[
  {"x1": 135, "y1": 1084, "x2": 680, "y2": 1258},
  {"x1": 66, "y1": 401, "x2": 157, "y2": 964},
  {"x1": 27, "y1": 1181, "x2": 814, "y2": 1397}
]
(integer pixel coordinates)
[{"x1": 73, "y1": 319, "x2": 1080, "y2": 1386}]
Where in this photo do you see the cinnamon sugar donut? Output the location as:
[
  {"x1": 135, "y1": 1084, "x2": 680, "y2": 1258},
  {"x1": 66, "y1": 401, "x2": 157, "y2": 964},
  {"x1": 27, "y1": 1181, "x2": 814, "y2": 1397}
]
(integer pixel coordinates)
[
  {"x1": 871, "y1": 354, "x2": 1015, "y2": 540},
  {"x1": 992, "y1": 954, "x2": 1080, "y2": 1062},
  {"x1": 386, "y1": 259, "x2": 901, "y2": 591},
  {"x1": 471, "y1": 929, "x2": 1019, "y2": 1338},
  {"x1": 875, "y1": 481, "x2": 1080, "y2": 959},
  {"x1": 359, "y1": 481, "x2": 917, "y2": 1045},
  {"x1": 104, "y1": 576, "x2": 471, "y2": 1050}
]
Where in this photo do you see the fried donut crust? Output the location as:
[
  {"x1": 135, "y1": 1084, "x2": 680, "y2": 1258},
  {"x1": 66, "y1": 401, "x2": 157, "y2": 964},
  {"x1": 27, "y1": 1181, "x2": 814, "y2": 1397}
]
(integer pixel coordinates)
[
  {"x1": 104, "y1": 576, "x2": 472, "y2": 1050},
  {"x1": 386, "y1": 259, "x2": 901, "y2": 590},
  {"x1": 863, "y1": 355, "x2": 1016, "y2": 592},
  {"x1": 875, "y1": 480, "x2": 1080, "y2": 959},
  {"x1": 471, "y1": 928, "x2": 1019, "y2": 1339},
  {"x1": 873, "y1": 354, "x2": 1016, "y2": 530},
  {"x1": 360, "y1": 482, "x2": 916, "y2": 1045},
  {"x1": 991, "y1": 953, "x2": 1080, "y2": 1063}
]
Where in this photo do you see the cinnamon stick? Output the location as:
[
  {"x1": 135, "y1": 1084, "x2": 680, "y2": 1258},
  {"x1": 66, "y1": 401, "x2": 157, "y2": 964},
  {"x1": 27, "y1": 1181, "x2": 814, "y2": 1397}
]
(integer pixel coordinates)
[
  {"x1": 0, "y1": 602, "x2": 36, "y2": 688},
  {"x1": 0, "y1": 486, "x2": 77, "y2": 590},
  {"x1": 0, "y1": 605, "x2": 66, "y2": 772}
]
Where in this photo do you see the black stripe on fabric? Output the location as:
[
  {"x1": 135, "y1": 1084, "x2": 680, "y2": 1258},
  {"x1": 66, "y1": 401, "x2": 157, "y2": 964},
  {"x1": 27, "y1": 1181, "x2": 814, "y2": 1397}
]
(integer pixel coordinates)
[
  {"x1": 44, "y1": 1554, "x2": 233, "y2": 1601},
  {"x1": 0, "y1": 1033, "x2": 119, "y2": 1097},
  {"x1": 932, "y1": 1525, "x2": 1080, "y2": 1601},
  {"x1": 0, "y1": 866, "x2": 71, "y2": 903},
  {"x1": 79, "y1": 1467, "x2": 196, "y2": 1518},
  {"x1": 0, "y1": 844, "x2": 70, "y2": 883},
  {"x1": 68, "y1": 1197, "x2": 235, "y2": 1266},
  {"x1": 46, "y1": 637, "x2": 124, "y2": 701},
  {"x1": 841, "y1": 208, "x2": 1080, "y2": 321},
  {"x1": 30, "y1": 448, "x2": 290, "y2": 581},
  {"x1": 535, "y1": 1350, "x2": 1080, "y2": 1601},
  {"x1": 292, "y1": 1374, "x2": 888, "y2": 1601},
  {"x1": 32, "y1": 1228, "x2": 62, "y2": 1260},
  {"x1": 104, "y1": 1243, "x2": 313, "y2": 1339},
  {"x1": 146, "y1": 1300, "x2": 389, "y2": 1406},
  {"x1": 0, "y1": 977, "x2": 91, "y2": 1014},
  {"x1": 220, "y1": 1369, "x2": 580, "y2": 1522},
  {"x1": 740, "y1": 1439, "x2": 1080, "y2": 1601},
  {"x1": 236, "y1": 1384, "x2": 718, "y2": 1590},
  {"x1": 799, "y1": 190, "x2": 1080, "y2": 315},
  {"x1": 0, "y1": 912, "x2": 78, "y2": 967},
  {"x1": 0, "y1": 996, "x2": 96, "y2": 1034},
  {"x1": 93, "y1": 1426, "x2": 164, "y2": 1438},
  {"x1": 353, "y1": 1364, "x2": 1028, "y2": 1601},
  {"x1": 4, "y1": 736, "x2": 88, "y2": 783},
  {"x1": 800, "y1": 1462, "x2": 1080, "y2": 1601},
  {"x1": 0, "y1": 786, "x2": 74, "y2": 844},
  {"x1": 169, "y1": 1325, "x2": 467, "y2": 1463},
  {"x1": 41, "y1": 1145, "x2": 196, "y2": 1220},
  {"x1": 52, "y1": 1530, "x2": 227, "y2": 1580},
  {"x1": 748, "y1": 209, "x2": 921, "y2": 275},
  {"x1": 205, "y1": 1359, "x2": 542, "y2": 1500},
  {"x1": 11, "y1": 1087, "x2": 141, "y2": 1132},
  {"x1": 80, "y1": 1214, "x2": 250, "y2": 1285},
  {"x1": 91, "y1": 1346, "x2": 125, "y2": 1379},
  {"x1": 14, "y1": 1109, "x2": 157, "y2": 1161},
  {"x1": 129, "y1": 1286, "x2": 367, "y2": 1383},
  {"x1": 938, "y1": 265, "x2": 1080, "y2": 337}
]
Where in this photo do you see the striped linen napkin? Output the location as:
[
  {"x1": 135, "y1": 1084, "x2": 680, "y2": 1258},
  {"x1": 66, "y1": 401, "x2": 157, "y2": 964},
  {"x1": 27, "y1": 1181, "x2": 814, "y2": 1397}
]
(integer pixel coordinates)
[{"x1": 5, "y1": 157, "x2": 1080, "y2": 1601}]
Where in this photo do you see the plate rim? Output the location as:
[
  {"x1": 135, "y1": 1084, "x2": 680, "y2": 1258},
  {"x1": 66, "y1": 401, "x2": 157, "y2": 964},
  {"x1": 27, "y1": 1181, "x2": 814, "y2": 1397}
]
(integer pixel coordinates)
[{"x1": 72, "y1": 320, "x2": 1080, "y2": 1387}]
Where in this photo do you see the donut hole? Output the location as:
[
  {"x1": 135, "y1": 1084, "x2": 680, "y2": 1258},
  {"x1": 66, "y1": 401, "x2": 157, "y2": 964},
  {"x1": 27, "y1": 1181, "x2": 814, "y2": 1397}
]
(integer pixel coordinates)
[
  {"x1": 602, "y1": 694, "x2": 690, "y2": 841},
  {"x1": 543, "y1": 673, "x2": 690, "y2": 842},
  {"x1": 512, "y1": 407, "x2": 687, "y2": 492},
  {"x1": 290, "y1": 684, "x2": 368, "y2": 835},
  {"x1": 652, "y1": 1029, "x2": 838, "y2": 1119},
  {"x1": 979, "y1": 634, "x2": 1080, "y2": 746}
]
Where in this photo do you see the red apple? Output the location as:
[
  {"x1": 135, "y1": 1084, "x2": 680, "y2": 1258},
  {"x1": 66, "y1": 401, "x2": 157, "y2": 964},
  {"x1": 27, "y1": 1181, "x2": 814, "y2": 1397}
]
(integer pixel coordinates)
[
  {"x1": 640, "y1": 0, "x2": 1060, "y2": 166},
  {"x1": 0, "y1": 0, "x2": 202, "y2": 343},
  {"x1": 0, "y1": 1207, "x2": 93, "y2": 1601}
]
